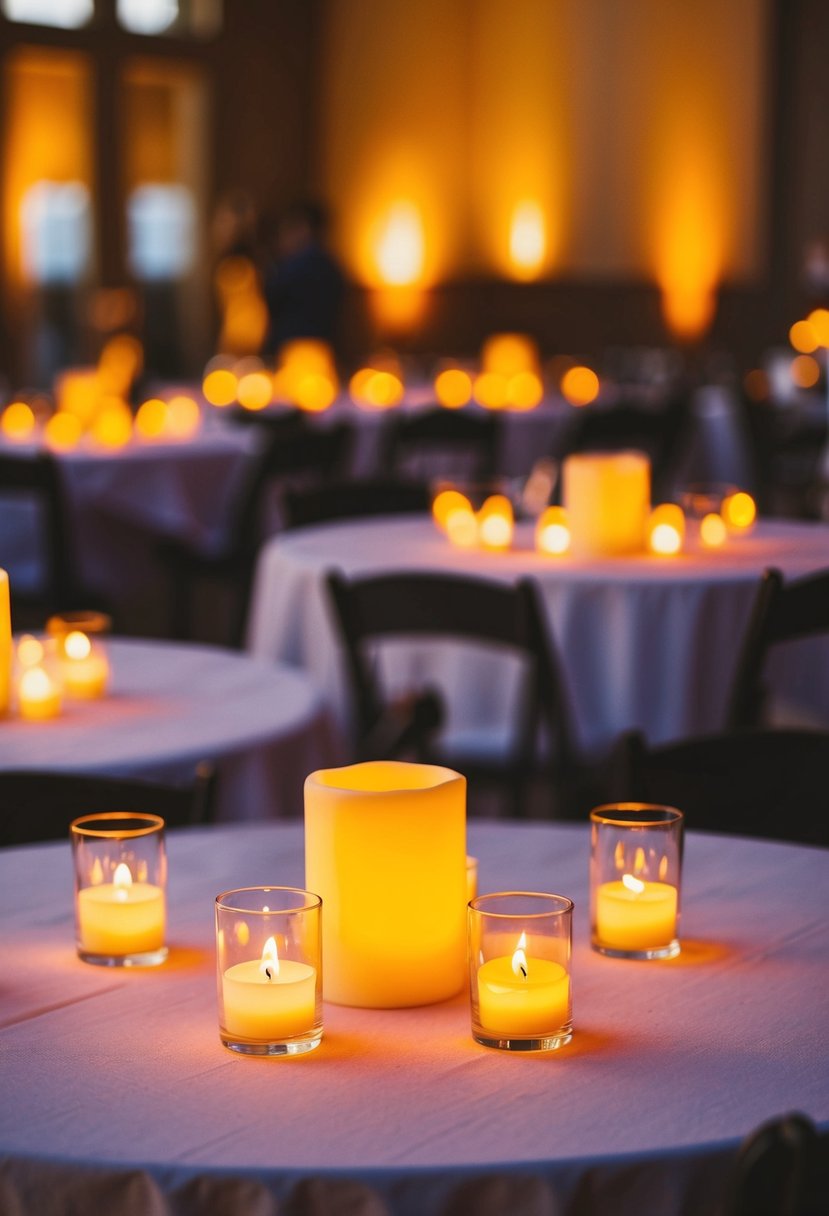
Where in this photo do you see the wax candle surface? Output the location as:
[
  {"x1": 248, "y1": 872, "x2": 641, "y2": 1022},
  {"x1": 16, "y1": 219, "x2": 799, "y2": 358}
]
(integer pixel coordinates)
[
  {"x1": 77, "y1": 878, "x2": 165, "y2": 955},
  {"x1": 563, "y1": 452, "x2": 650, "y2": 556},
  {"x1": 222, "y1": 959, "x2": 317, "y2": 1040},
  {"x1": 595, "y1": 879, "x2": 677, "y2": 951},
  {"x1": 0, "y1": 570, "x2": 10, "y2": 715},
  {"x1": 477, "y1": 956, "x2": 570, "y2": 1037}
]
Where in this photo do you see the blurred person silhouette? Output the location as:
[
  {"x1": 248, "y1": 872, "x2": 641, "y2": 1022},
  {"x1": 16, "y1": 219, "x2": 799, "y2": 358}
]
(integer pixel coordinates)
[{"x1": 261, "y1": 199, "x2": 345, "y2": 359}]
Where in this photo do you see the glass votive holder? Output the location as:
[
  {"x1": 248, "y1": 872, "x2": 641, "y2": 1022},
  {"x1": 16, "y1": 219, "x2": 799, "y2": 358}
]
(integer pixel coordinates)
[
  {"x1": 47, "y1": 610, "x2": 112, "y2": 699},
  {"x1": 215, "y1": 887, "x2": 323, "y2": 1057},
  {"x1": 70, "y1": 812, "x2": 167, "y2": 967},
  {"x1": 468, "y1": 892, "x2": 573, "y2": 1053},
  {"x1": 466, "y1": 855, "x2": 478, "y2": 904},
  {"x1": 590, "y1": 803, "x2": 683, "y2": 960}
]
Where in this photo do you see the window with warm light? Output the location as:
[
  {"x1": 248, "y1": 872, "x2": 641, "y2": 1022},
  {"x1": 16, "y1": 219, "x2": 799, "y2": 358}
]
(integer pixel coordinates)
[
  {"x1": 2, "y1": 0, "x2": 92, "y2": 27},
  {"x1": 127, "y1": 184, "x2": 195, "y2": 280},
  {"x1": 20, "y1": 181, "x2": 92, "y2": 284}
]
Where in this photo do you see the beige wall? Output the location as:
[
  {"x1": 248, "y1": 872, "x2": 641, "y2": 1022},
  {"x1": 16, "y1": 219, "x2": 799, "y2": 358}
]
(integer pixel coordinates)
[{"x1": 318, "y1": 0, "x2": 769, "y2": 337}]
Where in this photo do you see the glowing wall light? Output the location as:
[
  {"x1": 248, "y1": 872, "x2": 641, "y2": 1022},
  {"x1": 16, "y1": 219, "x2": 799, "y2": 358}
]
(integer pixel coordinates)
[
  {"x1": 509, "y1": 200, "x2": 546, "y2": 280},
  {"x1": 375, "y1": 202, "x2": 425, "y2": 287}
]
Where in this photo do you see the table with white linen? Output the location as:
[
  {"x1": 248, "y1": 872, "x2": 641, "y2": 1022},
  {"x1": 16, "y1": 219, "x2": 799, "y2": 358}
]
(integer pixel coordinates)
[
  {"x1": 246, "y1": 516, "x2": 829, "y2": 757},
  {"x1": 0, "y1": 821, "x2": 826, "y2": 1216},
  {"x1": 0, "y1": 423, "x2": 256, "y2": 629},
  {"x1": 0, "y1": 639, "x2": 339, "y2": 821}
]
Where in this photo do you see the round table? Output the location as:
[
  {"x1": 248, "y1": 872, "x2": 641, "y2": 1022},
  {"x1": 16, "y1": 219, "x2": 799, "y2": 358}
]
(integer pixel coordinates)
[
  {"x1": 0, "y1": 638, "x2": 339, "y2": 821},
  {"x1": 246, "y1": 515, "x2": 829, "y2": 756},
  {"x1": 0, "y1": 821, "x2": 826, "y2": 1216}
]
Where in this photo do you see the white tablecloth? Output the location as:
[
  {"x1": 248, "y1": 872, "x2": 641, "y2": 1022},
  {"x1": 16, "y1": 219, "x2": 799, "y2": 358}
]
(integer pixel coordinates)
[
  {"x1": 1, "y1": 821, "x2": 826, "y2": 1215},
  {"x1": 0, "y1": 639, "x2": 340, "y2": 821},
  {"x1": 246, "y1": 516, "x2": 829, "y2": 756},
  {"x1": 0, "y1": 424, "x2": 256, "y2": 628}
]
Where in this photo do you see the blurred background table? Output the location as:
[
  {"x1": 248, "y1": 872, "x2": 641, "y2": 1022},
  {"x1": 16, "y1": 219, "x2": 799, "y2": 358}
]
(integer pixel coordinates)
[
  {"x1": 1, "y1": 820, "x2": 826, "y2": 1216},
  {"x1": 0, "y1": 638, "x2": 338, "y2": 821},
  {"x1": 246, "y1": 515, "x2": 829, "y2": 757}
]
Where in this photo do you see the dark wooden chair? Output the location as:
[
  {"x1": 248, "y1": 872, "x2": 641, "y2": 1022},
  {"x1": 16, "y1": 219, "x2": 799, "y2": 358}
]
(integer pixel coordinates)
[
  {"x1": 160, "y1": 418, "x2": 353, "y2": 647},
  {"x1": 613, "y1": 727, "x2": 829, "y2": 846},
  {"x1": 381, "y1": 407, "x2": 500, "y2": 484},
  {"x1": 725, "y1": 1112, "x2": 825, "y2": 1216},
  {"x1": 0, "y1": 763, "x2": 216, "y2": 847},
  {"x1": 283, "y1": 478, "x2": 430, "y2": 529},
  {"x1": 0, "y1": 452, "x2": 105, "y2": 630},
  {"x1": 325, "y1": 569, "x2": 583, "y2": 818},
  {"x1": 727, "y1": 567, "x2": 829, "y2": 731}
]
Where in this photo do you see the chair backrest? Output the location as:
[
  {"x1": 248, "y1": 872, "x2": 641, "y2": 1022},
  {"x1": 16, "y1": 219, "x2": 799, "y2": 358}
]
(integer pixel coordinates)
[
  {"x1": 727, "y1": 567, "x2": 829, "y2": 730},
  {"x1": 229, "y1": 419, "x2": 353, "y2": 555},
  {"x1": 382, "y1": 408, "x2": 500, "y2": 483},
  {"x1": 284, "y1": 478, "x2": 430, "y2": 529},
  {"x1": 616, "y1": 728, "x2": 829, "y2": 846},
  {"x1": 0, "y1": 452, "x2": 76, "y2": 617},
  {"x1": 325, "y1": 569, "x2": 575, "y2": 772},
  {"x1": 725, "y1": 1112, "x2": 823, "y2": 1216},
  {"x1": 0, "y1": 763, "x2": 216, "y2": 847}
]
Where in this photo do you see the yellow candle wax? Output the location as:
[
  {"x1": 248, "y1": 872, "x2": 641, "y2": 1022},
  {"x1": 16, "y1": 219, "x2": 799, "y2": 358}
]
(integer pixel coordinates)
[
  {"x1": 595, "y1": 876, "x2": 677, "y2": 952},
  {"x1": 77, "y1": 865, "x2": 165, "y2": 956},
  {"x1": 222, "y1": 957, "x2": 317, "y2": 1040},
  {"x1": 0, "y1": 570, "x2": 10, "y2": 715},
  {"x1": 18, "y1": 666, "x2": 62, "y2": 720},
  {"x1": 563, "y1": 452, "x2": 650, "y2": 556},
  {"x1": 305, "y1": 761, "x2": 467, "y2": 1008},
  {"x1": 477, "y1": 955, "x2": 570, "y2": 1037}
]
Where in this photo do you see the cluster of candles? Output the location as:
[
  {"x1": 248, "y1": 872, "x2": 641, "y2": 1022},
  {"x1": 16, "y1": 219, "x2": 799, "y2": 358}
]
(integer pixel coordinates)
[
  {"x1": 70, "y1": 761, "x2": 683, "y2": 1058},
  {"x1": 433, "y1": 452, "x2": 757, "y2": 558},
  {"x1": 5, "y1": 613, "x2": 110, "y2": 722}
]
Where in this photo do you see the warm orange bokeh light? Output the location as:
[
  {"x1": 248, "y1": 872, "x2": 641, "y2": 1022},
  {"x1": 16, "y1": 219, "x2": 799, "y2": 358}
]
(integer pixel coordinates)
[
  {"x1": 535, "y1": 506, "x2": 571, "y2": 556},
  {"x1": 434, "y1": 368, "x2": 472, "y2": 409},
  {"x1": 432, "y1": 489, "x2": 473, "y2": 531},
  {"x1": 375, "y1": 202, "x2": 425, "y2": 286},
  {"x1": 789, "y1": 320, "x2": 818, "y2": 354},
  {"x1": 44, "y1": 410, "x2": 83, "y2": 449},
  {"x1": 790, "y1": 354, "x2": 821, "y2": 389},
  {"x1": 472, "y1": 372, "x2": 509, "y2": 410},
  {"x1": 445, "y1": 506, "x2": 478, "y2": 548},
  {"x1": 55, "y1": 369, "x2": 101, "y2": 425},
  {"x1": 134, "y1": 397, "x2": 168, "y2": 439},
  {"x1": 294, "y1": 373, "x2": 338, "y2": 412},
  {"x1": 2, "y1": 401, "x2": 36, "y2": 440},
  {"x1": 90, "y1": 401, "x2": 132, "y2": 448},
  {"x1": 481, "y1": 333, "x2": 539, "y2": 378},
  {"x1": 806, "y1": 308, "x2": 829, "y2": 347},
  {"x1": 647, "y1": 504, "x2": 685, "y2": 556},
  {"x1": 721, "y1": 491, "x2": 756, "y2": 531},
  {"x1": 477, "y1": 494, "x2": 514, "y2": 551},
  {"x1": 237, "y1": 371, "x2": 273, "y2": 410},
  {"x1": 509, "y1": 200, "x2": 546, "y2": 280},
  {"x1": 506, "y1": 371, "x2": 543, "y2": 410},
  {"x1": 362, "y1": 371, "x2": 404, "y2": 409},
  {"x1": 98, "y1": 333, "x2": 143, "y2": 397},
  {"x1": 202, "y1": 367, "x2": 238, "y2": 407},
  {"x1": 700, "y1": 512, "x2": 727, "y2": 548},
  {"x1": 560, "y1": 366, "x2": 599, "y2": 406},
  {"x1": 214, "y1": 255, "x2": 268, "y2": 355},
  {"x1": 167, "y1": 395, "x2": 200, "y2": 438}
]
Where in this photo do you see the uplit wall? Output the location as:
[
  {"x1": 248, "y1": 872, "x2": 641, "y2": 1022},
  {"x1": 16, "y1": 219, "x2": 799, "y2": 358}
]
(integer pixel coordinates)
[{"x1": 318, "y1": 0, "x2": 769, "y2": 342}]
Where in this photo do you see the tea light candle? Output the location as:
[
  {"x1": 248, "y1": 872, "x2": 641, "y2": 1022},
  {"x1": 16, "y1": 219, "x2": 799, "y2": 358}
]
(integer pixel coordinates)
[
  {"x1": 222, "y1": 936, "x2": 317, "y2": 1040},
  {"x1": 477, "y1": 933, "x2": 570, "y2": 1037},
  {"x1": 647, "y1": 503, "x2": 685, "y2": 555},
  {"x1": 18, "y1": 665, "x2": 62, "y2": 720},
  {"x1": 477, "y1": 494, "x2": 514, "y2": 551},
  {"x1": 60, "y1": 630, "x2": 110, "y2": 699},
  {"x1": 594, "y1": 874, "x2": 678, "y2": 952},
  {"x1": 76, "y1": 862, "x2": 165, "y2": 956}
]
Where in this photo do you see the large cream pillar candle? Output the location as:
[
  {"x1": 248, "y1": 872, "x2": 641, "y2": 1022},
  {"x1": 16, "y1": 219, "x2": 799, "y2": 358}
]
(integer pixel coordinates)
[
  {"x1": 0, "y1": 570, "x2": 10, "y2": 715},
  {"x1": 563, "y1": 451, "x2": 651, "y2": 556},
  {"x1": 305, "y1": 761, "x2": 467, "y2": 1008}
]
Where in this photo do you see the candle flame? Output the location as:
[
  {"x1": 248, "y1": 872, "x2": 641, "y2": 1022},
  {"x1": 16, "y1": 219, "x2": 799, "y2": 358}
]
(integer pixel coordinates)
[
  {"x1": 113, "y1": 862, "x2": 132, "y2": 902},
  {"x1": 633, "y1": 847, "x2": 646, "y2": 874},
  {"x1": 622, "y1": 873, "x2": 646, "y2": 895},
  {"x1": 90, "y1": 857, "x2": 104, "y2": 885},
  {"x1": 20, "y1": 666, "x2": 52, "y2": 699},
  {"x1": 17, "y1": 634, "x2": 44, "y2": 667},
  {"x1": 65, "y1": 630, "x2": 92, "y2": 661},
  {"x1": 512, "y1": 931, "x2": 528, "y2": 979},
  {"x1": 260, "y1": 935, "x2": 279, "y2": 980}
]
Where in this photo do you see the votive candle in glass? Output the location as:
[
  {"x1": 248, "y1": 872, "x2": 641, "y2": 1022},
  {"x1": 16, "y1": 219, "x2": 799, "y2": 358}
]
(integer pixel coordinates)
[
  {"x1": 71, "y1": 812, "x2": 167, "y2": 966},
  {"x1": 468, "y1": 892, "x2": 573, "y2": 1052},
  {"x1": 47, "y1": 611, "x2": 111, "y2": 699},
  {"x1": 590, "y1": 803, "x2": 683, "y2": 960},
  {"x1": 216, "y1": 887, "x2": 322, "y2": 1056}
]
